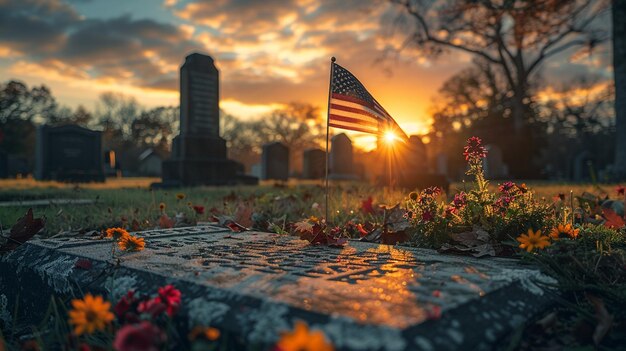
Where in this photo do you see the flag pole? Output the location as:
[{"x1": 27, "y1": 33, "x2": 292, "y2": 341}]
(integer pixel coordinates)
[{"x1": 325, "y1": 57, "x2": 336, "y2": 223}]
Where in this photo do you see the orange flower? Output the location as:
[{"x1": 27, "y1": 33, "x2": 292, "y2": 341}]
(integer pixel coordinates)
[
  {"x1": 118, "y1": 235, "x2": 145, "y2": 252},
  {"x1": 549, "y1": 224, "x2": 580, "y2": 240},
  {"x1": 276, "y1": 321, "x2": 333, "y2": 351},
  {"x1": 68, "y1": 294, "x2": 114, "y2": 336},
  {"x1": 517, "y1": 229, "x2": 551, "y2": 252},
  {"x1": 105, "y1": 227, "x2": 129, "y2": 240},
  {"x1": 176, "y1": 193, "x2": 185, "y2": 200},
  {"x1": 159, "y1": 202, "x2": 166, "y2": 212},
  {"x1": 188, "y1": 326, "x2": 221, "y2": 341}
]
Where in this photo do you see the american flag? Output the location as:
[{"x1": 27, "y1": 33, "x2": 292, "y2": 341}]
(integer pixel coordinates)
[{"x1": 329, "y1": 62, "x2": 407, "y2": 140}]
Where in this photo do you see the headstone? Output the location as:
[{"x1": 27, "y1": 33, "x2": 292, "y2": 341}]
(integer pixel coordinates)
[
  {"x1": 137, "y1": 149, "x2": 162, "y2": 177},
  {"x1": 302, "y1": 148, "x2": 325, "y2": 179},
  {"x1": 436, "y1": 152, "x2": 448, "y2": 175},
  {"x1": 1, "y1": 227, "x2": 556, "y2": 350},
  {"x1": 394, "y1": 136, "x2": 449, "y2": 191},
  {"x1": 160, "y1": 53, "x2": 257, "y2": 186},
  {"x1": 250, "y1": 163, "x2": 261, "y2": 179},
  {"x1": 329, "y1": 133, "x2": 355, "y2": 180},
  {"x1": 261, "y1": 142, "x2": 289, "y2": 181},
  {"x1": 572, "y1": 151, "x2": 595, "y2": 181},
  {"x1": 483, "y1": 144, "x2": 507, "y2": 179},
  {"x1": 405, "y1": 135, "x2": 427, "y2": 169},
  {"x1": 35, "y1": 125, "x2": 104, "y2": 182}
]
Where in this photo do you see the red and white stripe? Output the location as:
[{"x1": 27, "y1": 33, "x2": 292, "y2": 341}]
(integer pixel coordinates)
[{"x1": 329, "y1": 93, "x2": 383, "y2": 134}]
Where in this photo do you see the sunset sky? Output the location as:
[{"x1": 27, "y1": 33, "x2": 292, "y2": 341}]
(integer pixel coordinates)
[{"x1": 0, "y1": 0, "x2": 613, "y2": 150}]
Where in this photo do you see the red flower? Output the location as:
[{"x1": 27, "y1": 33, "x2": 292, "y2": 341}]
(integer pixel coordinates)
[
  {"x1": 192, "y1": 205, "x2": 205, "y2": 215},
  {"x1": 421, "y1": 211, "x2": 434, "y2": 222},
  {"x1": 361, "y1": 197, "x2": 374, "y2": 214},
  {"x1": 617, "y1": 185, "x2": 625, "y2": 196},
  {"x1": 114, "y1": 290, "x2": 136, "y2": 317},
  {"x1": 498, "y1": 181, "x2": 516, "y2": 193},
  {"x1": 452, "y1": 192, "x2": 467, "y2": 208},
  {"x1": 113, "y1": 322, "x2": 164, "y2": 351},
  {"x1": 137, "y1": 298, "x2": 167, "y2": 318},
  {"x1": 463, "y1": 136, "x2": 487, "y2": 161},
  {"x1": 157, "y1": 285, "x2": 181, "y2": 316}
]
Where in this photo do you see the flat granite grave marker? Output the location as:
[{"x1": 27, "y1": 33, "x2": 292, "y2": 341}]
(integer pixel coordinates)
[{"x1": 0, "y1": 226, "x2": 556, "y2": 350}]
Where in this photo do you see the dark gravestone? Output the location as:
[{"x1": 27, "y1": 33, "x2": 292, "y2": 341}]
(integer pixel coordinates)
[
  {"x1": 483, "y1": 144, "x2": 507, "y2": 179},
  {"x1": 329, "y1": 133, "x2": 355, "y2": 180},
  {"x1": 394, "y1": 136, "x2": 449, "y2": 192},
  {"x1": 1, "y1": 227, "x2": 556, "y2": 350},
  {"x1": 261, "y1": 142, "x2": 289, "y2": 181},
  {"x1": 302, "y1": 148, "x2": 325, "y2": 179},
  {"x1": 161, "y1": 53, "x2": 257, "y2": 186},
  {"x1": 35, "y1": 125, "x2": 104, "y2": 182}
]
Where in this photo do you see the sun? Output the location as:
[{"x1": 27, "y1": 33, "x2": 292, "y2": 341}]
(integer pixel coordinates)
[{"x1": 384, "y1": 131, "x2": 397, "y2": 144}]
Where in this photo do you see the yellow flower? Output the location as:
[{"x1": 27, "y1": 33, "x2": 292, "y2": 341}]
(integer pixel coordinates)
[
  {"x1": 105, "y1": 227, "x2": 129, "y2": 240},
  {"x1": 159, "y1": 202, "x2": 166, "y2": 212},
  {"x1": 189, "y1": 326, "x2": 221, "y2": 341},
  {"x1": 187, "y1": 201, "x2": 193, "y2": 207},
  {"x1": 308, "y1": 216, "x2": 319, "y2": 223},
  {"x1": 68, "y1": 294, "x2": 114, "y2": 336},
  {"x1": 517, "y1": 229, "x2": 551, "y2": 252},
  {"x1": 276, "y1": 321, "x2": 334, "y2": 351},
  {"x1": 549, "y1": 224, "x2": 580, "y2": 240},
  {"x1": 118, "y1": 235, "x2": 145, "y2": 252},
  {"x1": 176, "y1": 193, "x2": 185, "y2": 200}
]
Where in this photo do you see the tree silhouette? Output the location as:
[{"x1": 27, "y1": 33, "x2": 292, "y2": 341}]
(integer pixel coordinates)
[
  {"x1": 389, "y1": 0, "x2": 610, "y2": 132},
  {"x1": 613, "y1": 0, "x2": 626, "y2": 174}
]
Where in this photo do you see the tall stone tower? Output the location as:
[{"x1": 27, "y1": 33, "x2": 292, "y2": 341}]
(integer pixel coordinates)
[{"x1": 160, "y1": 53, "x2": 257, "y2": 186}]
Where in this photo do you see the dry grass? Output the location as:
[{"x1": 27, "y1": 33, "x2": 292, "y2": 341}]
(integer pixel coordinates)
[{"x1": 0, "y1": 177, "x2": 621, "y2": 235}]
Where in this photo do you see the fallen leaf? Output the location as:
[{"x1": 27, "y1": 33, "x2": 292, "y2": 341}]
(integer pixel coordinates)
[
  {"x1": 235, "y1": 202, "x2": 254, "y2": 228},
  {"x1": 384, "y1": 204, "x2": 410, "y2": 232},
  {"x1": 360, "y1": 228, "x2": 383, "y2": 243},
  {"x1": 0, "y1": 208, "x2": 45, "y2": 253},
  {"x1": 225, "y1": 221, "x2": 247, "y2": 232},
  {"x1": 293, "y1": 220, "x2": 314, "y2": 234},
  {"x1": 602, "y1": 208, "x2": 625, "y2": 229}
]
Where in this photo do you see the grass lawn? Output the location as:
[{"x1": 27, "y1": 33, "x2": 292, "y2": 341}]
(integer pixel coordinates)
[{"x1": 0, "y1": 177, "x2": 619, "y2": 235}]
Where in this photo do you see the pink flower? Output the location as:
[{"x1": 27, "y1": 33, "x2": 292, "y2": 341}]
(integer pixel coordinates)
[
  {"x1": 617, "y1": 186, "x2": 625, "y2": 196},
  {"x1": 113, "y1": 322, "x2": 164, "y2": 351},
  {"x1": 463, "y1": 136, "x2": 487, "y2": 161}
]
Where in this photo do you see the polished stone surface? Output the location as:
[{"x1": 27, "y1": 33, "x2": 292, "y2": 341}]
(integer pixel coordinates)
[{"x1": 0, "y1": 226, "x2": 555, "y2": 350}]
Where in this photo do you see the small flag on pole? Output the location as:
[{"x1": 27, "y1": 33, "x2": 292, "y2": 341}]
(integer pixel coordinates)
[{"x1": 328, "y1": 62, "x2": 408, "y2": 140}]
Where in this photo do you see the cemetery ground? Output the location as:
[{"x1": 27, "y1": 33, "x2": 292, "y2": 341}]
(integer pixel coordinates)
[{"x1": 1, "y1": 147, "x2": 625, "y2": 350}]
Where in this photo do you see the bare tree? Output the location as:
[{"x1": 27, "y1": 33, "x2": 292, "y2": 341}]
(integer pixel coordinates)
[
  {"x1": 388, "y1": 0, "x2": 610, "y2": 131},
  {"x1": 613, "y1": 0, "x2": 626, "y2": 174}
]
